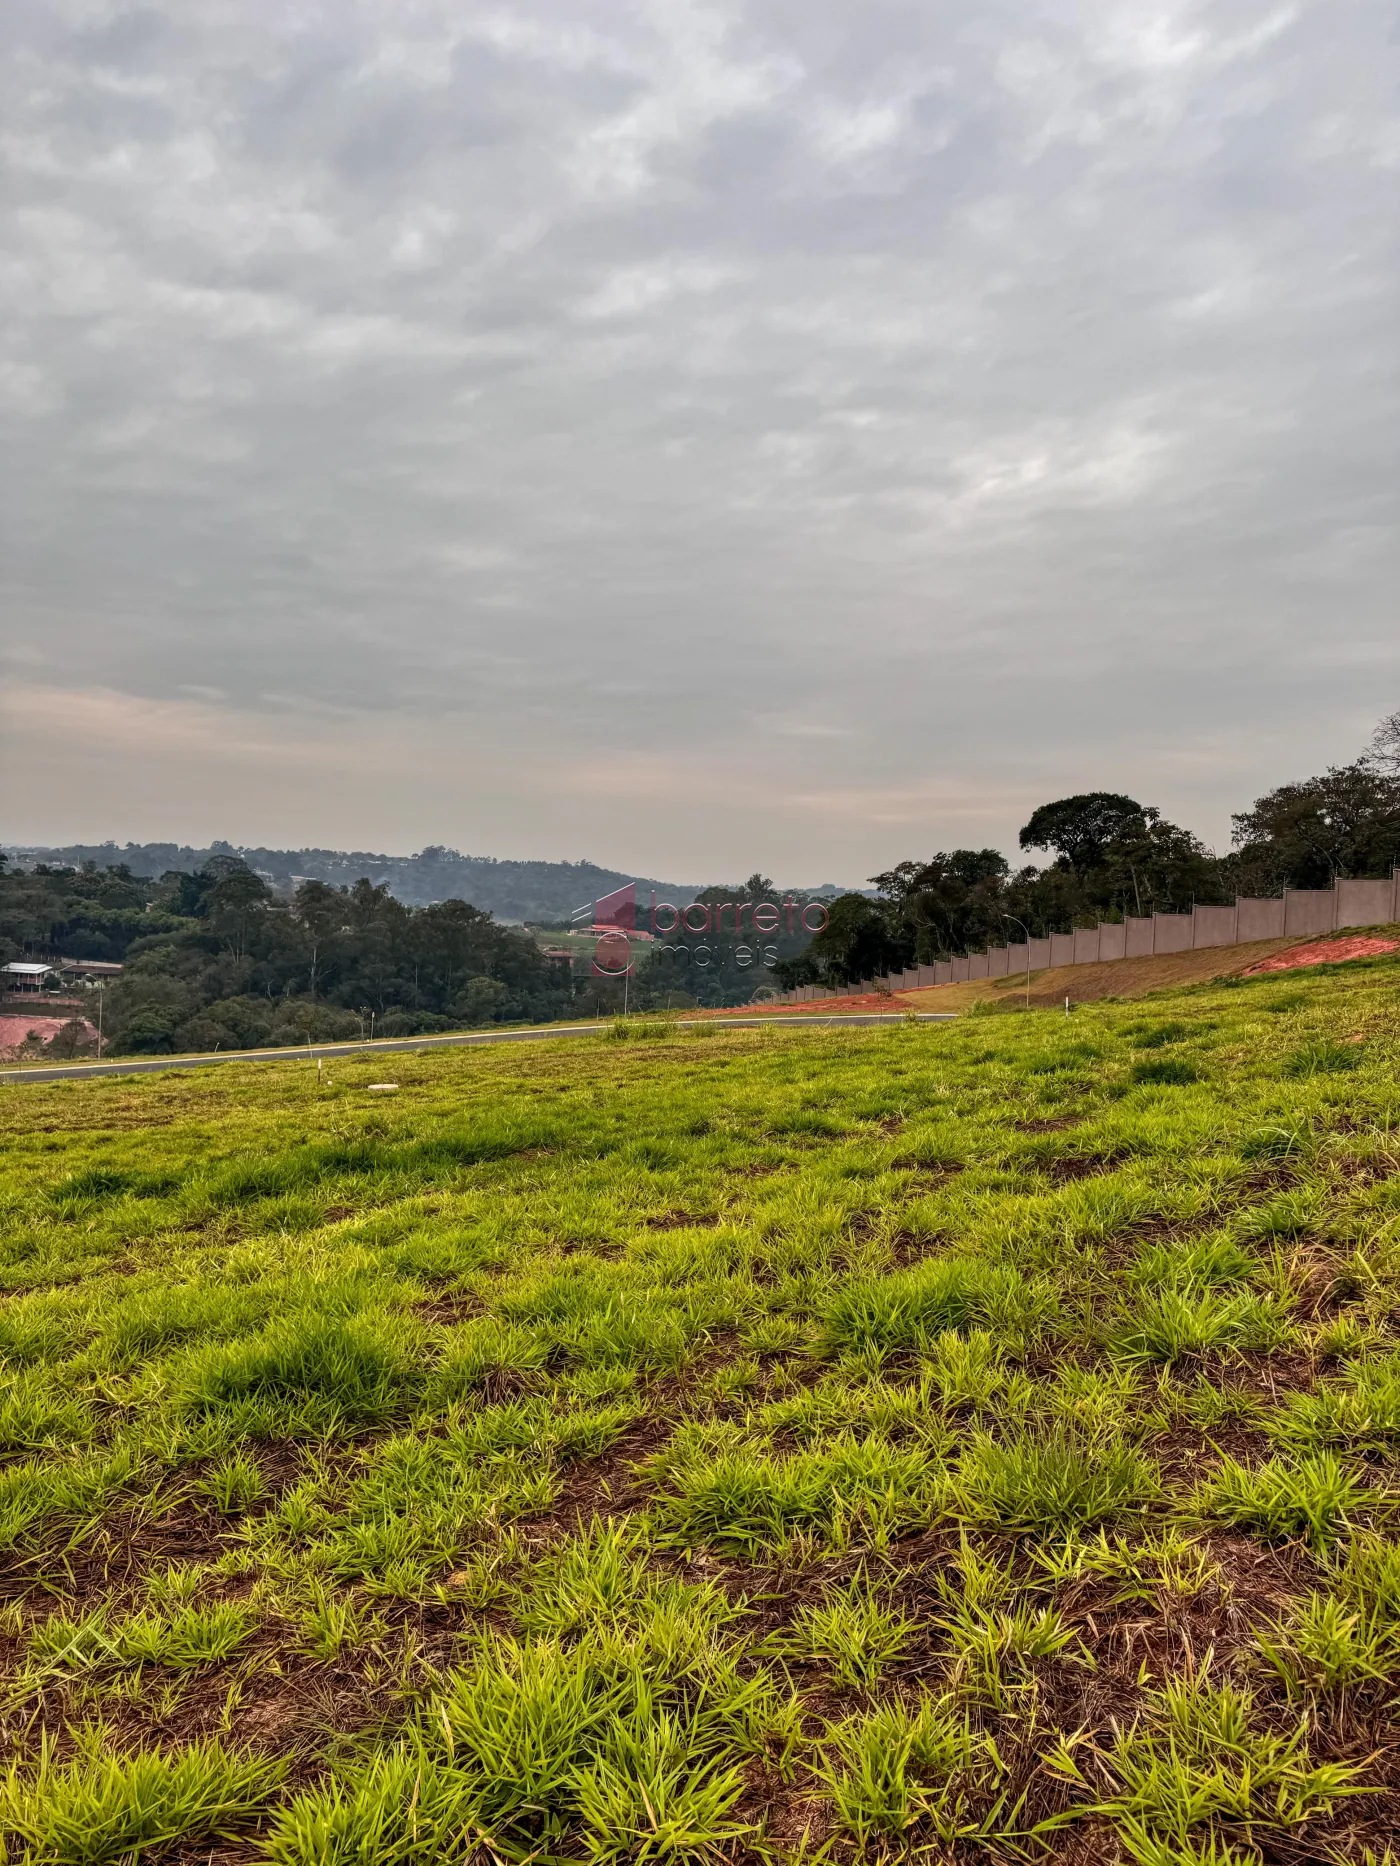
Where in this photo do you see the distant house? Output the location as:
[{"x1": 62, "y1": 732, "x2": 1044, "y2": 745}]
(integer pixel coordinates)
[
  {"x1": 59, "y1": 959, "x2": 123, "y2": 985},
  {"x1": 2, "y1": 962, "x2": 56, "y2": 994}
]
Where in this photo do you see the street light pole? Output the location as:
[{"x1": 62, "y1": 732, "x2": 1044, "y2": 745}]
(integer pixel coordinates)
[{"x1": 1001, "y1": 915, "x2": 1033, "y2": 1010}]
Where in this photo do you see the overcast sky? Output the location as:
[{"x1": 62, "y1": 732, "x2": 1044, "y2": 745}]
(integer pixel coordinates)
[{"x1": 3, "y1": 0, "x2": 1397, "y2": 883}]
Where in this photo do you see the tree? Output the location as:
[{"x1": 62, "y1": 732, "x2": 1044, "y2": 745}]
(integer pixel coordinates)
[
  {"x1": 1231, "y1": 762, "x2": 1400, "y2": 890},
  {"x1": 1018, "y1": 794, "x2": 1149, "y2": 874},
  {"x1": 454, "y1": 976, "x2": 510, "y2": 1025},
  {"x1": 870, "y1": 850, "x2": 1011, "y2": 959},
  {"x1": 788, "y1": 892, "x2": 912, "y2": 987},
  {"x1": 1096, "y1": 815, "x2": 1222, "y2": 916},
  {"x1": 201, "y1": 859, "x2": 271, "y2": 961},
  {"x1": 1370, "y1": 708, "x2": 1400, "y2": 775}
]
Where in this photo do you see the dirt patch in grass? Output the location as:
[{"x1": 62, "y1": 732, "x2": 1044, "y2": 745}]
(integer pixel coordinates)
[
  {"x1": 0, "y1": 1497, "x2": 239, "y2": 1605},
  {"x1": 1042, "y1": 1152, "x2": 1127, "y2": 1184},
  {"x1": 1242, "y1": 936, "x2": 1400, "y2": 975},
  {"x1": 411, "y1": 1289, "x2": 485, "y2": 1325}
]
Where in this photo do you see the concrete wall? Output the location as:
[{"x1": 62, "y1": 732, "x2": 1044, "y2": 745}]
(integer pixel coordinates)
[
  {"x1": 1237, "y1": 897, "x2": 1285, "y2": 941},
  {"x1": 1193, "y1": 904, "x2": 1238, "y2": 947},
  {"x1": 1284, "y1": 890, "x2": 1337, "y2": 937},
  {"x1": 770, "y1": 868, "x2": 1400, "y2": 1002},
  {"x1": 1338, "y1": 876, "x2": 1399, "y2": 926},
  {"x1": 1153, "y1": 913, "x2": 1193, "y2": 954}
]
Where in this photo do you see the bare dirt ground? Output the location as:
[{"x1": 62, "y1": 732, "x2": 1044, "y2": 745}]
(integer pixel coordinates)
[
  {"x1": 1241, "y1": 934, "x2": 1400, "y2": 975},
  {"x1": 0, "y1": 1009, "x2": 97, "y2": 1056}
]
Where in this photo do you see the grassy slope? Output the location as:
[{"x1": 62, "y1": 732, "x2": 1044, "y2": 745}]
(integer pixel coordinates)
[{"x1": 0, "y1": 955, "x2": 1399, "y2": 1861}]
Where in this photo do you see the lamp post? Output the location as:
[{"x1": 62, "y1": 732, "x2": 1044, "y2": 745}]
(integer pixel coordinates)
[{"x1": 1001, "y1": 915, "x2": 1033, "y2": 1010}]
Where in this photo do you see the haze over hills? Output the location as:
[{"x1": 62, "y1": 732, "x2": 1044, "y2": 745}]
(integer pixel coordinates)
[{"x1": 1, "y1": 842, "x2": 844, "y2": 923}]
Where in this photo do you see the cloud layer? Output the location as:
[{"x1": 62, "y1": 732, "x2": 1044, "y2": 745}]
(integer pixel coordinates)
[{"x1": 4, "y1": 0, "x2": 1397, "y2": 879}]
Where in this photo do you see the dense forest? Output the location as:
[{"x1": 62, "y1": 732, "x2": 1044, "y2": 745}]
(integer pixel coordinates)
[
  {"x1": 4, "y1": 713, "x2": 1398, "y2": 1051},
  {"x1": 0, "y1": 860, "x2": 576, "y2": 1055}
]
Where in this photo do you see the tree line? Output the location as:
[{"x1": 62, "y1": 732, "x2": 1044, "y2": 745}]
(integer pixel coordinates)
[
  {"x1": 0, "y1": 839, "x2": 697, "y2": 921},
  {"x1": 779, "y1": 712, "x2": 1400, "y2": 989}
]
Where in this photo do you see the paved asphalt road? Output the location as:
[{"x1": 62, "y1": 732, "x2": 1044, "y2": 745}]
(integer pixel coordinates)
[{"x1": 0, "y1": 1013, "x2": 958, "y2": 1087}]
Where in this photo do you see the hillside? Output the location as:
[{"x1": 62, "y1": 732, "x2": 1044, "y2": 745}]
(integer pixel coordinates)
[
  {"x1": 2, "y1": 952, "x2": 1400, "y2": 1860},
  {"x1": 1, "y1": 843, "x2": 704, "y2": 922}
]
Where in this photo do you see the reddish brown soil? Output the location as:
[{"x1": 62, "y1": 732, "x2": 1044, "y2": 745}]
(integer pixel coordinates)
[
  {"x1": 0, "y1": 1012, "x2": 98, "y2": 1055},
  {"x1": 1241, "y1": 936, "x2": 1400, "y2": 974}
]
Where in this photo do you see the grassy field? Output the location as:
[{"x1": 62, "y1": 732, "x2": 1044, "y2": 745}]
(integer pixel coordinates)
[{"x1": 1, "y1": 954, "x2": 1399, "y2": 1865}]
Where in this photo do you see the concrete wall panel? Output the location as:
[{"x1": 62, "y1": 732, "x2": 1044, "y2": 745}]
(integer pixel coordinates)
[
  {"x1": 988, "y1": 946, "x2": 1009, "y2": 977},
  {"x1": 1073, "y1": 927, "x2": 1100, "y2": 965},
  {"x1": 969, "y1": 951, "x2": 989, "y2": 979},
  {"x1": 1153, "y1": 914, "x2": 1193, "y2": 953},
  {"x1": 934, "y1": 961, "x2": 952, "y2": 985},
  {"x1": 1193, "y1": 905, "x2": 1238, "y2": 949},
  {"x1": 1049, "y1": 933, "x2": 1076, "y2": 968},
  {"x1": 1028, "y1": 938, "x2": 1052, "y2": 970},
  {"x1": 1284, "y1": 890, "x2": 1336, "y2": 937},
  {"x1": 1336, "y1": 878, "x2": 1398, "y2": 928},
  {"x1": 1006, "y1": 943, "x2": 1030, "y2": 976},
  {"x1": 1125, "y1": 917, "x2": 1155, "y2": 957},
  {"x1": 1098, "y1": 922, "x2": 1127, "y2": 961},
  {"x1": 1237, "y1": 898, "x2": 1285, "y2": 941}
]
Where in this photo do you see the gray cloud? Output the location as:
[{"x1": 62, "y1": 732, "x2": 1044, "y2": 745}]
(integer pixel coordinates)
[{"x1": 3, "y1": 0, "x2": 1397, "y2": 879}]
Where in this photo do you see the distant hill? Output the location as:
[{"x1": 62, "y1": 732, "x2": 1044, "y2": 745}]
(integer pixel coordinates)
[{"x1": 1, "y1": 842, "x2": 716, "y2": 922}]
